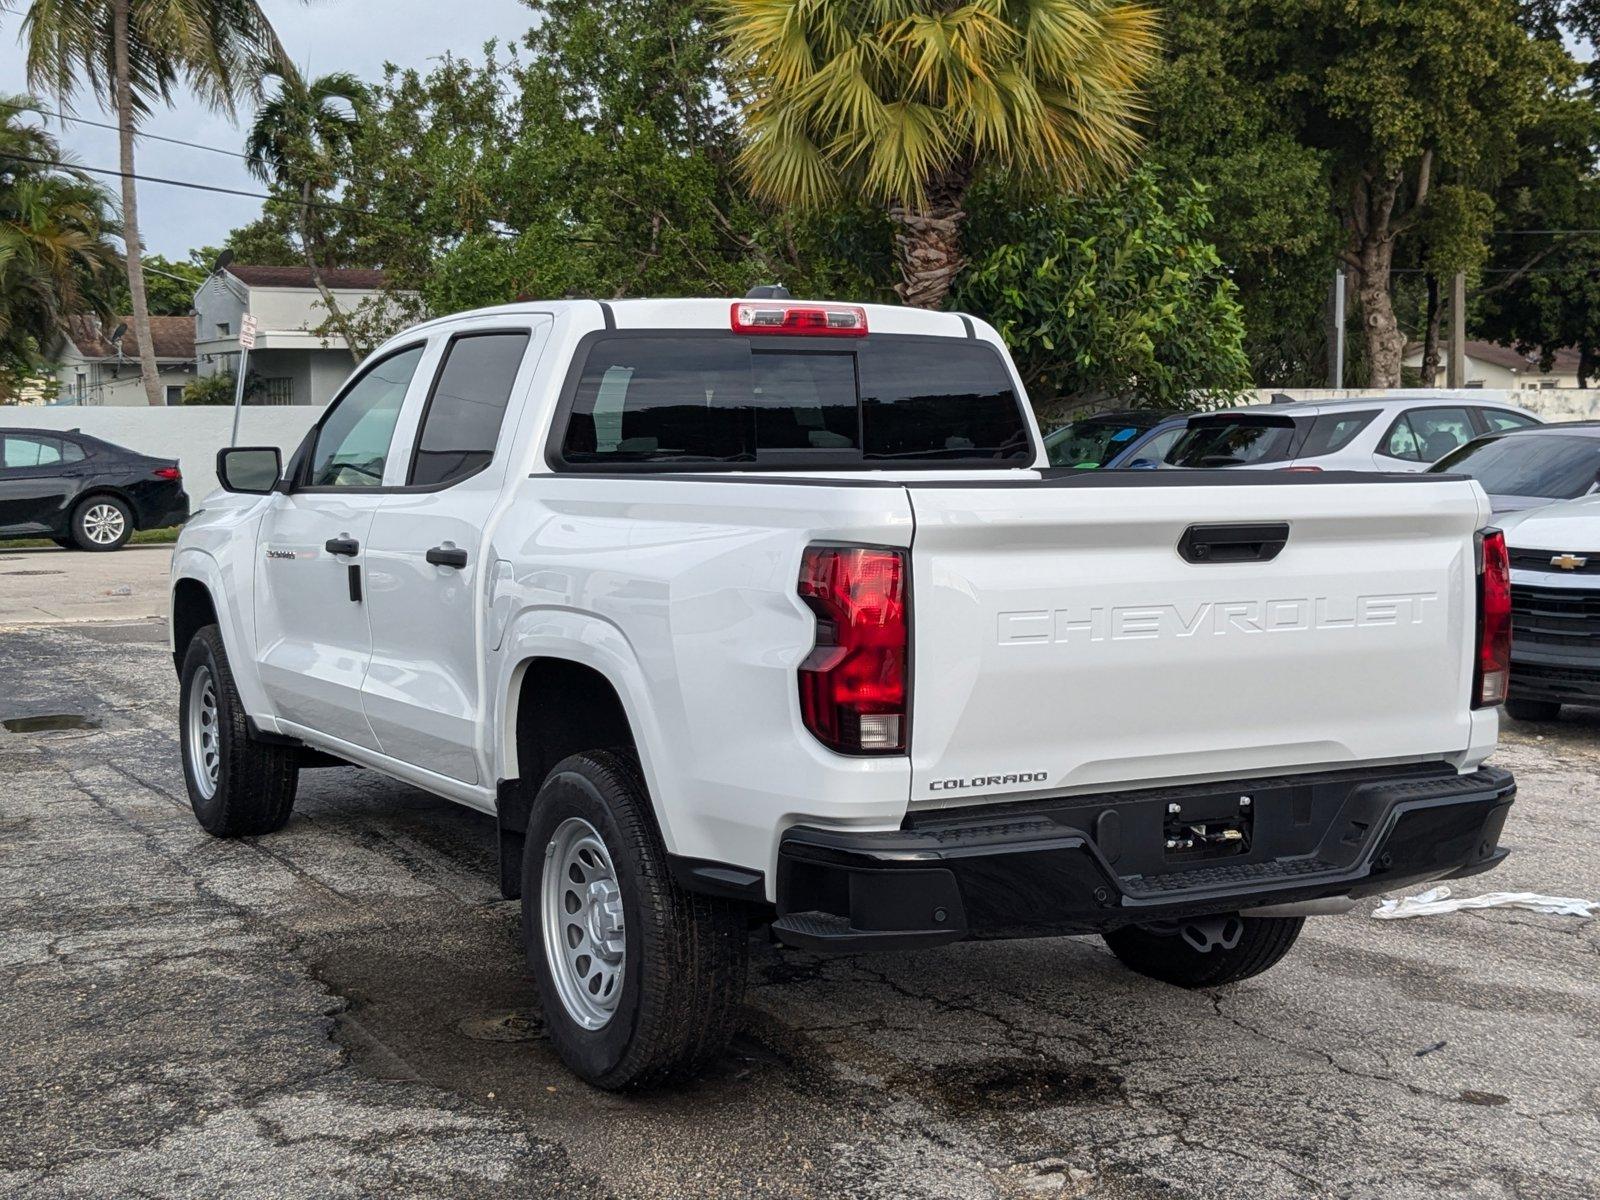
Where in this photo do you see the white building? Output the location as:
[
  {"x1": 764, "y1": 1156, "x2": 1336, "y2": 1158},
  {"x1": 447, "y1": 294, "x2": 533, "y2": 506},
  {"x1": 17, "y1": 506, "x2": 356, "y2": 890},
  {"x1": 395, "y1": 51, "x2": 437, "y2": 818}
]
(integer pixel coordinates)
[
  {"x1": 1402, "y1": 340, "x2": 1584, "y2": 393},
  {"x1": 51, "y1": 315, "x2": 196, "y2": 406},
  {"x1": 193, "y1": 264, "x2": 393, "y2": 406}
]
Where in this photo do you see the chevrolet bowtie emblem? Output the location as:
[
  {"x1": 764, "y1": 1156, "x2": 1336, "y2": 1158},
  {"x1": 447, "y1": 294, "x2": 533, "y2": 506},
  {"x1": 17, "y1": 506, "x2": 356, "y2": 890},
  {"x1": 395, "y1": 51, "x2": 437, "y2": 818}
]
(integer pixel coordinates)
[{"x1": 1551, "y1": 553, "x2": 1589, "y2": 570}]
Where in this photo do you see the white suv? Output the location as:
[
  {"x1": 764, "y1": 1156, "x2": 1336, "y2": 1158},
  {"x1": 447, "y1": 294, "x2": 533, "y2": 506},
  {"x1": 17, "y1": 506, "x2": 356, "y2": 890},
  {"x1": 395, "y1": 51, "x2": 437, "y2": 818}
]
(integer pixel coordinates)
[{"x1": 1166, "y1": 394, "x2": 1541, "y2": 472}]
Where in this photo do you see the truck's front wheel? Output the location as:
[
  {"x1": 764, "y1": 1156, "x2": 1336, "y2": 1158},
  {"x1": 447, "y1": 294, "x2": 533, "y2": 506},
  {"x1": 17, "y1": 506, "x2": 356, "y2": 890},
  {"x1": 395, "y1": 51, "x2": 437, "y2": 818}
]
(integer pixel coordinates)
[
  {"x1": 522, "y1": 750, "x2": 748, "y2": 1089},
  {"x1": 1102, "y1": 915, "x2": 1304, "y2": 988},
  {"x1": 179, "y1": 625, "x2": 299, "y2": 836}
]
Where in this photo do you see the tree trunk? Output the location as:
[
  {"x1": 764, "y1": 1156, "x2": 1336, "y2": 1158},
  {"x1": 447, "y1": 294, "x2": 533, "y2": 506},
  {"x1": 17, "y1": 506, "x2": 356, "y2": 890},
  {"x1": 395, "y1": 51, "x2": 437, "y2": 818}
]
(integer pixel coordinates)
[
  {"x1": 1419, "y1": 273, "x2": 1443, "y2": 386},
  {"x1": 298, "y1": 180, "x2": 364, "y2": 363},
  {"x1": 111, "y1": 0, "x2": 164, "y2": 407},
  {"x1": 888, "y1": 172, "x2": 968, "y2": 309},
  {"x1": 1580, "y1": 343, "x2": 1595, "y2": 390}
]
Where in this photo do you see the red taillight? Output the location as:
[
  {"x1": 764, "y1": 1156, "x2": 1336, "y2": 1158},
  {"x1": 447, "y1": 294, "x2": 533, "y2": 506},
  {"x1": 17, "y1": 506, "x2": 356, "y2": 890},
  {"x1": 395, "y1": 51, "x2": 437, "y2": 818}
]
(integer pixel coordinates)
[
  {"x1": 1277, "y1": 465, "x2": 1323, "y2": 472},
  {"x1": 731, "y1": 301, "x2": 867, "y2": 337},
  {"x1": 1475, "y1": 528, "x2": 1511, "y2": 708},
  {"x1": 797, "y1": 545, "x2": 908, "y2": 754},
  {"x1": 153, "y1": 466, "x2": 181, "y2": 481}
]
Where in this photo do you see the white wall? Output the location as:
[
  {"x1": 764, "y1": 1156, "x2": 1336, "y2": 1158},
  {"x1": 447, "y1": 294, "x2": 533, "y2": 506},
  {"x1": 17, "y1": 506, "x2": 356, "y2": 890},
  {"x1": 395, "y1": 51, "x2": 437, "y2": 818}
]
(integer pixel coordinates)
[
  {"x1": 0, "y1": 406, "x2": 322, "y2": 502},
  {"x1": 1253, "y1": 386, "x2": 1600, "y2": 422}
]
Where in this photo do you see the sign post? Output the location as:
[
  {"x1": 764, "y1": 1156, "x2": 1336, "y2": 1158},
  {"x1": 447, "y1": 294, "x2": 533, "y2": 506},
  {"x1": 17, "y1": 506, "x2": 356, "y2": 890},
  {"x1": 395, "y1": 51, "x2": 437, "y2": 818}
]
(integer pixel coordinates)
[{"x1": 229, "y1": 315, "x2": 258, "y2": 447}]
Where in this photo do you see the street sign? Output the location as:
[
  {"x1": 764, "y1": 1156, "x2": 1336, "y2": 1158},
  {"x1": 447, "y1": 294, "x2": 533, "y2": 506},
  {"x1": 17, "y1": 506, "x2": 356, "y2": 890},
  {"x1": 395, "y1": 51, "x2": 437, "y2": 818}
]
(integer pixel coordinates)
[{"x1": 238, "y1": 314, "x2": 258, "y2": 350}]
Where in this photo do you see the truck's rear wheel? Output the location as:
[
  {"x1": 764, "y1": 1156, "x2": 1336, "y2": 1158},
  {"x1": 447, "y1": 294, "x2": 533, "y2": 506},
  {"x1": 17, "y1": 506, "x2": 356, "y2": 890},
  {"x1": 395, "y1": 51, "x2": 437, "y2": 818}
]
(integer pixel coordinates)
[
  {"x1": 179, "y1": 625, "x2": 299, "y2": 836},
  {"x1": 1505, "y1": 697, "x2": 1561, "y2": 723},
  {"x1": 522, "y1": 750, "x2": 748, "y2": 1089},
  {"x1": 1102, "y1": 915, "x2": 1304, "y2": 988}
]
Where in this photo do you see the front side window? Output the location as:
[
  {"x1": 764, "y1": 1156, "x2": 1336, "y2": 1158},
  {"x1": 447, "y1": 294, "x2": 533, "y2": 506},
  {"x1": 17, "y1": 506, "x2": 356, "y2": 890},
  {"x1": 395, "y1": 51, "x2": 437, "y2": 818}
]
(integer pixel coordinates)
[
  {"x1": 559, "y1": 335, "x2": 1029, "y2": 467},
  {"x1": 409, "y1": 332, "x2": 530, "y2": 486},
  {"x1": 1482, "y1": 408, "x2": 1539, "y2": 432},
  {"x1": 308, "y1": 345, "x2": 425, "y2": 487},
  {"x1": 3, "y1": 435, "x2": 65, "y2": 469}
]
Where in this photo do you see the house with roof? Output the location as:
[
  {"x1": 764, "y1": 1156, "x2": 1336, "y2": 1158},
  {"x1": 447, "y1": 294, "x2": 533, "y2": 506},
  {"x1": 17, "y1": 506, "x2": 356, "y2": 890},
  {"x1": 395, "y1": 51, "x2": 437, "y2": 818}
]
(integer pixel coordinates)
[
  {"x1": 48, "y1": 315, "x2": 198, "y2": 406},
  {"x1": 192, "y1": 264, "x2": 395, "y2": 406},
  {"x1": 1403, "y1": 340, "x2": 1584, "y2": 392}
]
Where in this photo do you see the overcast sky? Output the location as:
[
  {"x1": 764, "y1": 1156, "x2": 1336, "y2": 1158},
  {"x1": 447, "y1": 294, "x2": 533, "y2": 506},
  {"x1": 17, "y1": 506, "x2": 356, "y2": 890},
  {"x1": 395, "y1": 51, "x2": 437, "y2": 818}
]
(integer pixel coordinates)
[{"x1": 2, "y1": 0, "x2": 534, "y2": 259}]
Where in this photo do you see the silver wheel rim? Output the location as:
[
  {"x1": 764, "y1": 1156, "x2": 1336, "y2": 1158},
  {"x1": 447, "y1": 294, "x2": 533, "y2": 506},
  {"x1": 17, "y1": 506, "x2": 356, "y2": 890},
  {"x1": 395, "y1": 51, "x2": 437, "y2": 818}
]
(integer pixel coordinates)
[
  {"x1": 541, "y1": 817, "x2": 625, "y2": 1030},
  {"x1": 82, "y1": 503, "x2": 126, "y2": 545},
  {"x1": 186, "y1": 665, "x2": 221, "y2": 799}
]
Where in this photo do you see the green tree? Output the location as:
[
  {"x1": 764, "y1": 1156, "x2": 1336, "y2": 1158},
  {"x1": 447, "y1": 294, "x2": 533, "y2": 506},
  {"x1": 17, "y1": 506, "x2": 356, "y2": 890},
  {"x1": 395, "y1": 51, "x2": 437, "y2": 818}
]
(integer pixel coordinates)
[
  {"x1": 246, "y1": 68, "x2": 370, "y2": 358},
  {"x1": 721, "y1": 0, "x2": 1160, "y2": 309},
  {"x1": 14, "y1": 0, "x2": 294, "y2": 404},
  {"x1": 1149, "y1": 0, "x2": 1571, "y2": 387},
  {"x1": 0, "y1": 98, "x2": 120, "y2": 382},
  {"x1": 104, "y1": 252, "x2": 207, "y2": 315},
  {"x1": 954, "y1": 167, "x2": 1251, "y2": 418}
]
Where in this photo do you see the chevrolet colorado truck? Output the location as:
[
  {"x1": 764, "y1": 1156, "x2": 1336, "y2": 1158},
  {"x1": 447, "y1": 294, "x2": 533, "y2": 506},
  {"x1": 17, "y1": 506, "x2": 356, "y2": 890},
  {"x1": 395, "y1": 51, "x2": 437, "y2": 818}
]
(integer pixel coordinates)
[{"x1": 170, "y1": 295, "x2": 1517, "y2": 1089}]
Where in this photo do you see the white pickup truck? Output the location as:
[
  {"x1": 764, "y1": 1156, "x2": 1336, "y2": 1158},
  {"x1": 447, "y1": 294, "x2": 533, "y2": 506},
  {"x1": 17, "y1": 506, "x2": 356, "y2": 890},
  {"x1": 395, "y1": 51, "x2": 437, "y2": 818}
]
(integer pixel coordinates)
[{"x1": 171, "y1": 295, "x2": 1517, "y2": 1089}]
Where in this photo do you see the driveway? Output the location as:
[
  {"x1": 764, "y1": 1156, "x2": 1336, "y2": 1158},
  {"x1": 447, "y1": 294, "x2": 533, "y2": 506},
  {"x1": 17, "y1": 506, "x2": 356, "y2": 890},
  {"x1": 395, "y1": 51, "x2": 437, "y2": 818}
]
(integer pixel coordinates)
[
  {"x1": 1, "y1": 618, "x2": 1597, "y2": 1199},
  {"x1": 0, "y1": 544, "x2": 171, "y2": 627}
]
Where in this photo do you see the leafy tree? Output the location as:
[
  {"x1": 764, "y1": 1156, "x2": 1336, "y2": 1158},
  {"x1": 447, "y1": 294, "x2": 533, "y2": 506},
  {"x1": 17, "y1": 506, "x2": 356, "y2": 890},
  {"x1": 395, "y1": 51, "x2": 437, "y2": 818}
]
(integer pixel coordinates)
[
  {"x1": 954, "y1": 167, "x2": 1252, "y2": 418},
  {"x1": 0, "y1": 98, "x2": 120, "y2": 380},
  {"x1": 104, "y1": 252, "x2": 207, "y2": 315},
  {"x1": 1149, "y1": 0, "x2": 1572, "y2": 387},
  {"x1": 246, "y1": 68, "x2": 370, "y2": 358},
  {"x1": 721, "y1": 0, "x2": 1160, "y2": 309},
  {"x1": 14, "y1": 0, "x2": 295, "y2": 404}
]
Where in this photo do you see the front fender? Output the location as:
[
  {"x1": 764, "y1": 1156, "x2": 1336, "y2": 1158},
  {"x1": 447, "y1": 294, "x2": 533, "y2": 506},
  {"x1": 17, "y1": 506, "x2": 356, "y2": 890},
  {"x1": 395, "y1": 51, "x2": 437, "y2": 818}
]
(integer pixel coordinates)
[
  {"x1": 492, "y1": 606, "x2": 681, "y2": 852},
  {"x1": 170, "y1": 503, "x2": 272, "y2": 725}
]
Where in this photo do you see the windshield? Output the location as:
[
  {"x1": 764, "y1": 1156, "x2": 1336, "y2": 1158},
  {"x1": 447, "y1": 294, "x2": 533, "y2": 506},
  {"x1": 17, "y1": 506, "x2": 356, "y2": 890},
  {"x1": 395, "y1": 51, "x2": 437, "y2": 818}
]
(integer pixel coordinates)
[
  {"x1": 1432, "y1": 433, "x2": 1600, "y2": 499},
  {"x1": 1167, "y1": 417, "x2": 1299, "y2": 467},
  {"x1": 1044, "y1": 414, "x2": 1162, "y2": 468}
]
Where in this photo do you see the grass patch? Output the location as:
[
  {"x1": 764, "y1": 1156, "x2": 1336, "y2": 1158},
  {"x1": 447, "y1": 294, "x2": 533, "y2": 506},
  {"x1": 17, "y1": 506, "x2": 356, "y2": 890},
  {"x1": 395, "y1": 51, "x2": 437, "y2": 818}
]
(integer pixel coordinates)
[{"x1": 4, "y1": 526, "x2": 180, "y2": 550}]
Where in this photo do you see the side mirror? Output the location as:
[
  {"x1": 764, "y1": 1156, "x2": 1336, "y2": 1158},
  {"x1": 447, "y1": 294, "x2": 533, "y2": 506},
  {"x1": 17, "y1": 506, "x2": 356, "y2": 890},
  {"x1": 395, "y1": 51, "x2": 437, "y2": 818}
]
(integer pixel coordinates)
[
  {"x1": 216, "y1": 446, "x2": 282, "y2": 494},
  {"x1": 1127, "y1": 458, "x2": 1158, "y2": 470}
]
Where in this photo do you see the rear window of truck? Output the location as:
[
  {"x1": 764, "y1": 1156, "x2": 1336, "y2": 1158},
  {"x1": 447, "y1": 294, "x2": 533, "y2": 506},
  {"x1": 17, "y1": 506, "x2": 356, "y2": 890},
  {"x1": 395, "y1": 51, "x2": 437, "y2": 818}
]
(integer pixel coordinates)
[{"x1": 556, "y1": 334, "x2": 1032, "y2": 468}]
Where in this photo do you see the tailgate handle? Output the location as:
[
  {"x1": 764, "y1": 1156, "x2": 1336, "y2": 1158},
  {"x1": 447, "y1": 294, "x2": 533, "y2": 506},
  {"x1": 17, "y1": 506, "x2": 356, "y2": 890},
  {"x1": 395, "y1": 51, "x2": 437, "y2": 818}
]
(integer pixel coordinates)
[{"x1": 1178, "y1": 522, "x2": 1290, "y2": 564}]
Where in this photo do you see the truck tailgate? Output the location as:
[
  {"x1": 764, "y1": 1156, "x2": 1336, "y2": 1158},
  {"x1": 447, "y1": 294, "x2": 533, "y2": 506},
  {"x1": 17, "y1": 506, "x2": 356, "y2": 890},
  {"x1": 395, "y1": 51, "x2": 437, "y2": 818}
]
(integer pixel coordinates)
[{"x1": 906, "y1": 476, "x2": 1488, "y2": 804}]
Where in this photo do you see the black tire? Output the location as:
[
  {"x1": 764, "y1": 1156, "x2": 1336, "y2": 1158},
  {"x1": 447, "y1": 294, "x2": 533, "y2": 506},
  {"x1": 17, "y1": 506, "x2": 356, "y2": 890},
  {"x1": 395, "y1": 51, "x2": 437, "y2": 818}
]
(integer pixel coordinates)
[
  {"x1": 70, "y1": 494, "x2": 133, "y2": 551},
  {"x1": 1103, "y1": 915, "x2": 1304, "y2": 988},
  {"x1": 179, "y1": 625, "x2": 299, "y2": 837},
  {"x1": 1506, "y1": 697, "x2": 1561, "y2": 723},
  {"x1": 521, "y1": 750, "x2": 748, "y2": 1090},
  {"x1": 51, "y1": 537, "x2": 75, "y2": 550}
]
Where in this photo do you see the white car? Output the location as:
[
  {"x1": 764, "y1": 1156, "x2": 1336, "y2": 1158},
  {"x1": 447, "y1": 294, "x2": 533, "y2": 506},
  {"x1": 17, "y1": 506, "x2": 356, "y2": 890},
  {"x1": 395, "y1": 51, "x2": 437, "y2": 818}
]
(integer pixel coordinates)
[
  {"x1": 1165, "y1": 394, "x2": 1541, "y2": 473},
  {"x1": 170, "y1": 295, "x2": 1517, "y2": 1088},
  {"x1": 1496, "y1": 487, "x2": 1600, "y2": 721}
]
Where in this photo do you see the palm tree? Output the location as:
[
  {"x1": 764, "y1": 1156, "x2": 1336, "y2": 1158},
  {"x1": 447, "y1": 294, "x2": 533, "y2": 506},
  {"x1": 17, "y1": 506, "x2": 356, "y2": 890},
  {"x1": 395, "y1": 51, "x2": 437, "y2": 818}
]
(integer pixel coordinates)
[
  {"x1": 722, "y1": 0, "x2": 1161, "y2": 309},
  {"x1": 15, "y1": 0, "x2": 293, "y2": 404},
  {"x1": 245, "y1": 68, "x2": 369, "y2": 361},
  {"x1": 0, "y1": 98, "x2": 120, "y2": 389}
]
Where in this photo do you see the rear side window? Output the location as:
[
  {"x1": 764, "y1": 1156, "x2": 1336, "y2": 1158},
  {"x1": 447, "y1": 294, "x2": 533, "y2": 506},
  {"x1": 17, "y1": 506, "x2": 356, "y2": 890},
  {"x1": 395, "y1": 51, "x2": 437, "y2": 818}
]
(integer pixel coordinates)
[
  {"x1": 1382, "y1": 407, "x2": 1475, "y2": 463},
  {"x1": 1167, "y1": 418, "x2": 1299, "y2": 467},
  {"x1": 1298, "y1": 410, "x2": 1377, "y2": 458},
  {"x1": 409, "y1": 332, "x2": 530, "y2": 486},
  {"x1": 559, "y1": 335, "x2": 1030, "y2": 467}
]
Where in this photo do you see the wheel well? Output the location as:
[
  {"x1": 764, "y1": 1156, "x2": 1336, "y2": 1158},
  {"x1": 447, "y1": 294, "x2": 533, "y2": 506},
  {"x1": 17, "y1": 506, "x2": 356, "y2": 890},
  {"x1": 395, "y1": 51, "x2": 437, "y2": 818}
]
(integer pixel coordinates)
[
  {"x1": 171, "y1": 579, "x2": 217, "y2": 675},
  {"x1": 496, "y1": 657, "x2": 639, "y2": 898}
]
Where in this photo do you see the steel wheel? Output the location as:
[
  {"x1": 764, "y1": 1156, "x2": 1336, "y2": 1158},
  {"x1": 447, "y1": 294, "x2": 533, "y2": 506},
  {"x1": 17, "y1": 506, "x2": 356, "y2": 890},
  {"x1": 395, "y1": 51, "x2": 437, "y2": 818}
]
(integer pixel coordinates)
[
  {"x1": 541, "y1": 816, "x2": 626, "y2": 1030},
  {"x1": 186, "y1": 664, "x2": 221, "y2": 800},
  {"x1": 81, "y1": 502, "x2": 127, "y2": 546}
]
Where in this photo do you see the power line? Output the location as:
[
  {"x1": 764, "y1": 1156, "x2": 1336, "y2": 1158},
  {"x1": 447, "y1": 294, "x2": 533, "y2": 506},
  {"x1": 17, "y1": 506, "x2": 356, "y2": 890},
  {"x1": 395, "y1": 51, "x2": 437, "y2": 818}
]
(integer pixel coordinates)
[{"x1": 0, "y1": 99, "x2": 252, "y2": 163}]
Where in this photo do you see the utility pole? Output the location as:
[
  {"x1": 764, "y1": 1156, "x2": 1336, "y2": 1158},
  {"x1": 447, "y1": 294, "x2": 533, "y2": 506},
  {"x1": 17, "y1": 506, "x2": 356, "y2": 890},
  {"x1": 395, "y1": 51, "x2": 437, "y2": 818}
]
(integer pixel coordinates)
[
  {"x1": 1447, "y1": 272, "x2": 1467, "y2": 388},
  {"x1": 1328, "y1": 271, "x2": 1346, "y2": 389}
]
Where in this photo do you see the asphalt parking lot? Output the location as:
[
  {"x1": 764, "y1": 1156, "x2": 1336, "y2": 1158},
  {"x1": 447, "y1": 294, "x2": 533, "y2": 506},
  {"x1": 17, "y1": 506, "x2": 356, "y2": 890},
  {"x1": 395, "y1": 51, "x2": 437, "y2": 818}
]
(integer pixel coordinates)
[{"x1": 2, "y1": 608, "x2": 1597, "y2": 1197}]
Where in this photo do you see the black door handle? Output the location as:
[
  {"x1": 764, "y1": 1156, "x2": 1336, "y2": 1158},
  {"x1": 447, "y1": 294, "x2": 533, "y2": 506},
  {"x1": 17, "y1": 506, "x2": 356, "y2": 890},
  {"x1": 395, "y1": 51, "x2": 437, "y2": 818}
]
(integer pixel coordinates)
[
  {"x1": 325, "y1": 536, "x2": 359, "y2": 556},
  {"x1": 426, "y1": 545, "x2": 469, "y2": 569},
  {"x1": 1177, "y1": 522, "x2": 1291, "y2": 564}
]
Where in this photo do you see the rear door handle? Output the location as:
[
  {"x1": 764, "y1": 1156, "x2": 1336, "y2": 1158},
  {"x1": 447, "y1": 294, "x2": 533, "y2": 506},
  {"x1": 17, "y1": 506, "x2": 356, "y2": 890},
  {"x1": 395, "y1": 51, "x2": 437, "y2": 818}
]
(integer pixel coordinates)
[
  {"x1": 1178, "y1": 522, "x2": 1290, "y2": 564},
  {"x1": 325, "y1": 536, "x2": 360, "y2": 556},
  {"x1": 426, "y1": 545, "x2": 469, "y2": 569}
]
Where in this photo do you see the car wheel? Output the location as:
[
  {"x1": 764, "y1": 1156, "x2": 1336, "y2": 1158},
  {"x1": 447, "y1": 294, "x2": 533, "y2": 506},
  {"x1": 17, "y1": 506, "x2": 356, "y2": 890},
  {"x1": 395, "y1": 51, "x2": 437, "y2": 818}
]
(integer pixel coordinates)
[
  {"x1": 51, "y1": 538, "x2": 75, "y2": 550},
  {"x1": 1103, "y1": 915, "x2": 1303, "y2": 988},
  {"x1": 179, "y1": 625, "x2": 299, "y2": 837},
  {"x1": 71, "y1": 495, "x2": 133, "y2": 551},
  {"x1": 1505, "y1": 697, "x2": 1561, "y2": 723},
  {"x1": 522, "y1": 749, "x2": 748, "y2": 1090}
]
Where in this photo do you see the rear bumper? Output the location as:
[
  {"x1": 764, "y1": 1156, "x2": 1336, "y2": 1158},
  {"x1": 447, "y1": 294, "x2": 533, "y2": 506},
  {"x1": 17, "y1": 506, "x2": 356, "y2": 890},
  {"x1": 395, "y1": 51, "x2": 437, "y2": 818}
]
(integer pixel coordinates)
[{"x1": 773, "y1": 764, "x2": 1515, "y2": 952}]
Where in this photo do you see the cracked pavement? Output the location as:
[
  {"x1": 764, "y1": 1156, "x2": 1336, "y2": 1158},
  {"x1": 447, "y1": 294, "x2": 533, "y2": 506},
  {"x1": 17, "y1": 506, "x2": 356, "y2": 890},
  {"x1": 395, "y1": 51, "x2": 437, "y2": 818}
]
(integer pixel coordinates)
[{"x1": 1, "y1": 618, "x2": 1597, "y2": 1198}]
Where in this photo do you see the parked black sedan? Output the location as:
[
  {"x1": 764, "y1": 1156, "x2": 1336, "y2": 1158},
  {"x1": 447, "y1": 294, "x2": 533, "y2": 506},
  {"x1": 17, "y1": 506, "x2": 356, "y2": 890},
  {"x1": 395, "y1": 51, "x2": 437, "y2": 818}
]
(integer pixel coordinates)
[
  {"x1": 0, "y1": 428, "x2": 189, "y2": 551},
  {"x1": 1429, "y1": 421, "x2": 1600, "y2": 514}
]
